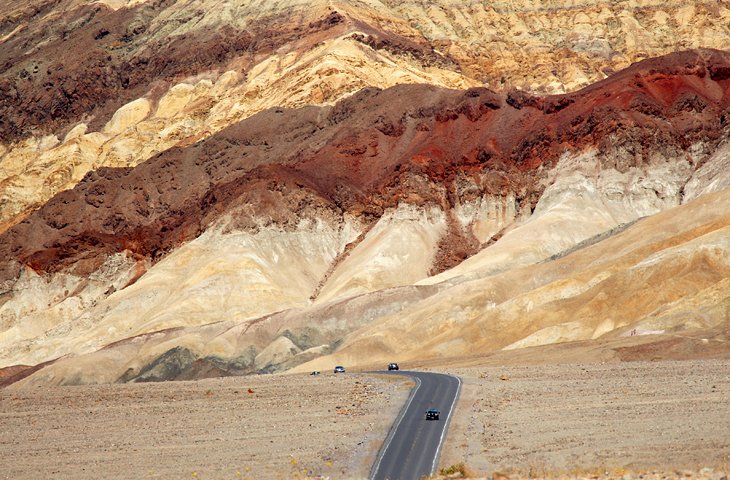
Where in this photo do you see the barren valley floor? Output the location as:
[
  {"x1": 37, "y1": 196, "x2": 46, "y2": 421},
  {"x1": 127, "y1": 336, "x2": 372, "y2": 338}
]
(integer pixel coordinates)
[
  {"x1": 0, "y1": 373, "x2": 410, "y2": 479},
  {"x1": 443, "y1": 360, "x2": 730, "y2": 478},
  {"x1": 2, "y1": 360, "x2": 729, "y2": 479}
]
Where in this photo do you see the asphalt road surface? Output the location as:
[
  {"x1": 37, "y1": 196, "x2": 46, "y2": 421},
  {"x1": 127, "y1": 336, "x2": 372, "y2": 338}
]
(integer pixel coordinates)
[{"x1": 370, "y1": 371, "x2": 462, "y2": 480}]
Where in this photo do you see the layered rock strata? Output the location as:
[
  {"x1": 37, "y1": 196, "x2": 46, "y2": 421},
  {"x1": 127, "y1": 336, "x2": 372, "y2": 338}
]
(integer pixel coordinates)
[
  {"x1": 2, "y1": 0, "x2": 729, "y2": 233},
  {"x1": 2, "y1": 49, "x2": 730, "y2": 382}
]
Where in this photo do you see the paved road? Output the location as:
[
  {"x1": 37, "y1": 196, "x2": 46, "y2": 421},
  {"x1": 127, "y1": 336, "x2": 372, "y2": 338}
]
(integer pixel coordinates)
[{"x1": 370, "y1": 371, "x2": 462, "y2": 480}]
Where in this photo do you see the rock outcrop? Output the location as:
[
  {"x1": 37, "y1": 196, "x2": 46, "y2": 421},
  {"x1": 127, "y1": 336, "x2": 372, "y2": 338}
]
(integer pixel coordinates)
[
  {"x1": 1, "y1": 0, "x2": 730, "y2": 385},
  {"x1": 2, "y1": 0, "x2": 728, "y2": 232},
  {"x1": 2, "y1": 49, "x2": 730, "y2": 383}
]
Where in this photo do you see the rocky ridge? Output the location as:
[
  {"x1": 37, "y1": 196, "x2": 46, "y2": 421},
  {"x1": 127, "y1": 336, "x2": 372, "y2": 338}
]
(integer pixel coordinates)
[
  {"x1": 2, "y1": 0, "x2": 729, "y2": 232},
  {"x1": 2, "y1": 49, "x2": 730, "y2": 384},
  {"x1": 1, "y1": 0, "x2": 730, "y2": 385}
]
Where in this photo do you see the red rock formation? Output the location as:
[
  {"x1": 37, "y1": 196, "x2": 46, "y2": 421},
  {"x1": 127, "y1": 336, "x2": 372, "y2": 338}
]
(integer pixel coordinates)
[{"x1": 1, "y1": 49, "x2": 728, "y2": 285}]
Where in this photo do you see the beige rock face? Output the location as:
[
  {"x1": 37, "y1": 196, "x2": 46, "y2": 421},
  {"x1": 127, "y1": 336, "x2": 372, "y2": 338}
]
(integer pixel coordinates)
[
  {"x1": 454, "y1": 193, "x2": 523, "y2": 244},
  {"x1": 96, "y1": 0, "x2": 150, "y2": 10},
  {"x1": 102, "y1": 98, "x2": 152, "y2": 136},
  {"x1": 684, "y1": 140, "x2": 730, "y2": 202},
  {"x1": 296, "y1": 182, "x2": 730, "y2": 372},
  {"x1": 314, "y1": 204, "x2": 447, "y2": 304},
  {"x1": 0, "y1": 213, "x2": 360, "y2": 367},
  {"x1": 421, "y1": 147, "x2": 694, "y2": 286},
  {"x1": 254, "y1": 336, "x2": 302, "y2": 370}
]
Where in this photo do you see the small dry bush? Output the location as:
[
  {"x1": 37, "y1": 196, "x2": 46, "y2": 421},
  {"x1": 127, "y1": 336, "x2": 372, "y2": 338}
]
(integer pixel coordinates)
[{"x1": 438, "y1": 462, "x2": 471, "y2": 477}]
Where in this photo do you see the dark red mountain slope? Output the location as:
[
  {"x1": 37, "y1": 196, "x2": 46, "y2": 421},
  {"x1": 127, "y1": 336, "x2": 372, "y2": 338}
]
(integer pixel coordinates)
[{"x1": 1, "y1": 49, "x2": 729, "y2": 285}]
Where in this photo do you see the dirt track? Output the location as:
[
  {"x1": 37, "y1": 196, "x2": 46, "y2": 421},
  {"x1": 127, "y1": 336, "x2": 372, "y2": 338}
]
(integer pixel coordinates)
[
  {"x1": 441, "y1": 360, "x2": 730, "y2": 478},
  {"x1": 0, "y1": 373, "x2": 410, "y2": 479}
]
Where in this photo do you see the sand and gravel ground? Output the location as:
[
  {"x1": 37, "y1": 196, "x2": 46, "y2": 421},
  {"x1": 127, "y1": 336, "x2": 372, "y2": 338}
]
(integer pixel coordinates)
[
  {"x1": 0, "y1": 372, "x2": 410, "y2": 480},
  {"x1": 3, "y1": 359, "x2": 730, "y2": 480},
  {"x1": 440, "y1": 359, "x2": 730, "y2": 479}
]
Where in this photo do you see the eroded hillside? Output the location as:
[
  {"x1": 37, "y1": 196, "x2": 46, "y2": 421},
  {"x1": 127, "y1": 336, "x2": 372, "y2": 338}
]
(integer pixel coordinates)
[
  {"x1": 2, "y1": 48, "x2": 730, "y2": 385},
  {"x1": 1, "y1": 0, "x2": 730, "y2": 386},
  {"x1": 1, "y1": 0, "x2": 728, "y2": 232}
]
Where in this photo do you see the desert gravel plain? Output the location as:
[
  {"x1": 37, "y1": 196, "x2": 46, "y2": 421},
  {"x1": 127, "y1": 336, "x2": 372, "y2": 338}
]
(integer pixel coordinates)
[
  {"x1": 2, "y1": 359, "x2": 730, "y2": 479},
  {"x1": 441, "y1": 360, "x2": 730, "y2": 479},
  {"x1": 0, "y1": 373, "x2": 410, "y2": 479}
]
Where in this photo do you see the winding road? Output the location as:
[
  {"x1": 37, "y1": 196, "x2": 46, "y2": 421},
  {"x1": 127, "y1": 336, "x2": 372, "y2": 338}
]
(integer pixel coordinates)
[{"x1": 370, "y1": 371, "x2": 462, "y2": 480}]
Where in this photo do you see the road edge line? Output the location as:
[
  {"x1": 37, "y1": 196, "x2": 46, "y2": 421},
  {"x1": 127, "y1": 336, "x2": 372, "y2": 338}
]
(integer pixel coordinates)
[
  {"x1": 369, "y1": 372, "x2": 422, "y2": 479},
  {"x1": 430, "y1": 373, "x2": 462, "y2": 476}
]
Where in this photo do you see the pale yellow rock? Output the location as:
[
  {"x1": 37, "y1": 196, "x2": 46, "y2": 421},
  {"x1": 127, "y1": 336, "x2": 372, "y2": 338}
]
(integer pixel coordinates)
[
  {"x1": 503, "y1": 321, "x2": 589, "y2": 350},
  {"x1": 684, "y1": 142, "x2": 730, "y2": 201},
  {"x1": 103, "y1": 98, "x2": 151, "y2": 136},
  {"x1": 63, "y1": 123, "x2": 88, "y2": 143},
  {"x1": 454, "y1": 193, "x2": 520, "y2": 243},
  {"x1": 155, "y1": 83, "x2": 195, "y2": 119},
  {"x1": 101, "y1": 137, "x2": 146, "y2": 168},
  {"x1": 95, "y1": 0, "x2": 150, "y2": 10},
  {"x1": 0, "y1": 214, "x2": 360, "y2": 366},
  {"x1": 0, "y1": 24, "x2": 25, "y2": 44},
  {"x1": 653, "y1": 10, "x2": 670, "y2": 27},
  {"x1": 38, "y1": 134, "x2": 60, "y2": 152},
  {"x1": 315, "y1": 204, "x2": 447, "y2": 305},
  {"x1": 211, "y1": 70, "x2": 242, "y2": 96},
  {"x1": 675, "y1": 4, "x2": 696, "y2": 26},
  {"x1": 0, "y1": 254, "x2": 145, "y2": 366},
  {"x1": 592, "y1": 317, "x2": 618, "y2": 339}
]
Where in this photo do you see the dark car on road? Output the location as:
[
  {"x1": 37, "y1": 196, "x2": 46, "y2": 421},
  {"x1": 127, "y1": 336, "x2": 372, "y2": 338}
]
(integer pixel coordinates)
[
  {"x1": 425, "y1": 408, "x2": 440, "y2": 420},
  {"x1": 388, "y1": 362, "x2": 399, "y2": 371},
  {"x1": 333, "y1": 365, "x2": 346, "y2": 373}
]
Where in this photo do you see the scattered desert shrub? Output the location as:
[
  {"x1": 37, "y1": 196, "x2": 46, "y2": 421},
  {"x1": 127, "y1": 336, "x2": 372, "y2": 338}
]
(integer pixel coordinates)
[{"x1": 439, "y1": 462, "x2": 469, "y2": 477}]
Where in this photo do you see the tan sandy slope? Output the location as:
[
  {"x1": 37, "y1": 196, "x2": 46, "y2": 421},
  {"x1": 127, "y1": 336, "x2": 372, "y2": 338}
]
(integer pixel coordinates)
[
  {"x1": 296, "y1": 183, "x2": 730, "y2": 372},
  {"x1": 7, "y1": 148, "x2": 730, "y2": 384}
]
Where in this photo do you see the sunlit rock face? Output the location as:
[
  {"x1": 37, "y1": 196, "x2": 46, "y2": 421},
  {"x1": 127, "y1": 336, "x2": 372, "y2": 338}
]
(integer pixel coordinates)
[
  {"x1": 1, "y1": 0, "x2": 730, "y2": 385},
  {"x1": 2, "y1": 0, "x2": 728, "y2": 232}
]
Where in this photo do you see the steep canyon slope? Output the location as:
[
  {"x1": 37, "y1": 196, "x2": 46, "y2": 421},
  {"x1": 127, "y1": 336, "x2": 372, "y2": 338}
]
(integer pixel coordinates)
[{"x1": 1, "y1": 1, "x2": 729, "y2": 385}]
